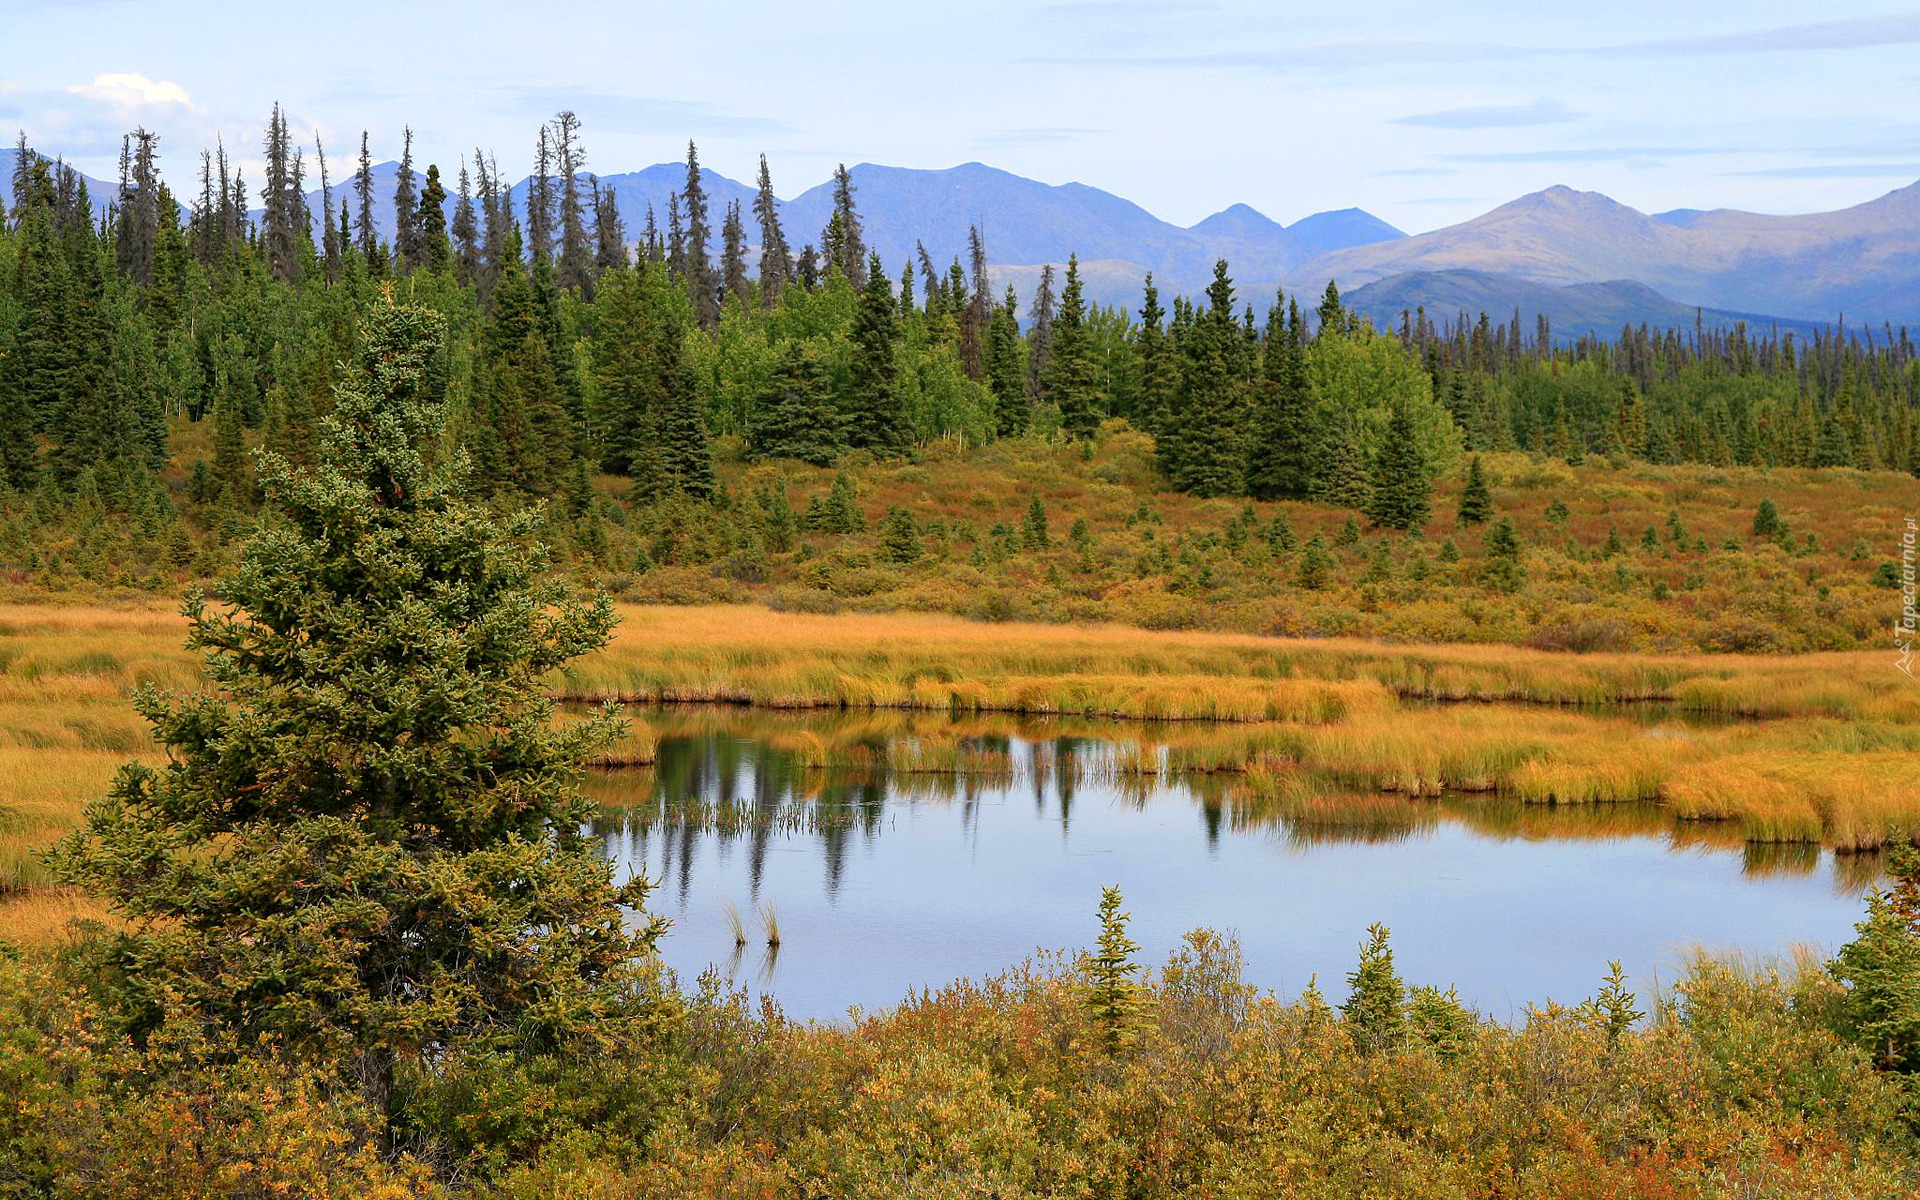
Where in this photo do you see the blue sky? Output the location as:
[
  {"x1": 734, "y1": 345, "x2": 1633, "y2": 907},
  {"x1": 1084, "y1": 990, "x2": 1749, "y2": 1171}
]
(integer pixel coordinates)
[{"x1": 4, "y1": 0, "x2": 1919, "y2": 232}]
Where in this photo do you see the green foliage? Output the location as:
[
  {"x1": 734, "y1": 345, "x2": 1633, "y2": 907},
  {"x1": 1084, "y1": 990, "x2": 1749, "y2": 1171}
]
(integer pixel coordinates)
[
  {"x1": 1832, "y1": 845, "x2": 1920, "y2": 1070},
  {"x1": 1364, "y1": 400, "x2": 1433, "y2": 531},
  {"x1": 1457, "y1": 455, "x2": 1493, "y2": 525},
  {"x1": 1294, "y1": 531, "x2": 1333, "y2": 590},
  {"x1": 1021, "y1": 494, "x2": 1051, "y2": 550},
  {"x1": 51, "y1": 299, "x2": 662, "y2": 1142},
  {"x1": 877, "y1": 505, "x2": 921, "y2": 565},
  {"x1": 1482, "y1": 516, "x2": 1525, "y2": 593},
  {"x1": 1753, "y1": 497, "x2": 1781, "y2": 537},
  {"x1": 1581, "y1": 959, "x2": 1645, "y2": 1045},
  {"x1": 1341, "y1": 922, "x2": 1406, "y2": 1053},
  {"x1": 1085, "y1": 885, "x2": 1146, "y2": 1053}
]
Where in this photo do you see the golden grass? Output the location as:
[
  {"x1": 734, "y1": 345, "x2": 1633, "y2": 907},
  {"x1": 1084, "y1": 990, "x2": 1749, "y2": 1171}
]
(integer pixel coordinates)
[
  {"x1": 2, "y1": 598, "x2": 1918, "y2": 944},
  {"x1": 572, "y1": 605, "x2": 1920, "y2": 724}
]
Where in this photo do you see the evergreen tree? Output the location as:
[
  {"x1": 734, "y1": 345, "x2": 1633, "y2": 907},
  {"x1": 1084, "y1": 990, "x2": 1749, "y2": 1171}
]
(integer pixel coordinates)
[
  {"x1": 680, "y1": 140, "x2": 718, "y2": 327},
  {"x1": 391, "y1": 126, "x2": 418, "y2": 271},
  {"x1": 721, "y1": 200, "x2": 749, "y2": 309},
  {"x1": 1043, "y1": 255, "x2": 1100, "y2": 439},
  {"x1": 592, "y1": 180, "x2": 627, "y2": 274},
  {"x1": 53, "y1": 298, "x2": 662, "y2": 1145},
  {"x1": 1085, "y1": 886, "x2": 1146, "y2": 1054},
  {"x1": 552, "y1": 111, "x2": 593, "y2": 295},
  {"x1": 1133, "y1": 275, "x2": 1176, "y2": 436},
  {"x1": 985, "y1": 286, "x2": 1027, "y2": 436},
  {"x1": 451, "y1": 159, "x2": 480, "y2": 286},
  {"x1": 825, "y1": 163, "x2": 866, "y2": 286},
  {"x1": 748, "y1": 342, "x2": 844, "y2": 466},
  {"x1": 1456, "y1": 455, "x2": 1493, "y2": 525},
  {"x1": 1025, "y1": 264, "x2": 1055, "y2": 401},
  {"x1": 1753, "y1": 497, "x2": 1781, "y2": 538},
  {"x1": 1245, "y1": 295, "x2": 1315, "y2": 499},
  {"x1": 1294, "y1": 532, "x2": 1333, "y2": 590},
  {"x1": 1365, "y1": 401, "x2": 1432, "y2": 532},
  {"x1": 752, "y1": 154, "x2": 792, "y2": 304},
  {"x1": 1022, "y1": 494, "x2": 1050, "y2": 549},
  {"x1": 1170, "y1": 260, "x2": 1248, "y2": 497},
  {"x1": 845, "y1": 252, "x2": 906, "y2": 454},
  {"x1": 1831, "y1": 846, "x2": 1920, "y2": 1071},
  {"x1": 878, "y1": 506, "x2": 922, "y2": 565},
  {"x1": 1315, "y1": 413, "x2": 1373, "y2": 510},
  {"x1": 415, "y1": 163, "x2": 451, "y2": 274},
  {"x1": 1581, "y1": 960, "x2": 1644, "y2": 1046},
  {"x1": 1341, "y1": 923, "x2": 1406, "y2": 1053},
  {"x1": 1482, "y1": 517, "x2": 1525, "y2": 593},
  {"x1": 1315, "y1": 279, "x2": 1345, "y2": 338},
  {"x1": 354, "y1": 132, "x2": 380, "y2": 273}
]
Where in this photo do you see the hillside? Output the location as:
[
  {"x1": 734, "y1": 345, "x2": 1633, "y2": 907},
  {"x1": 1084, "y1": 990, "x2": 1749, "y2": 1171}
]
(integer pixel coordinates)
[
  {"x1": 1302, "y1": 182, "x2": 1920, "y2": 326},
  {"x1": 1344, "y1": 268, "x2": 1836, "y2": 340}
]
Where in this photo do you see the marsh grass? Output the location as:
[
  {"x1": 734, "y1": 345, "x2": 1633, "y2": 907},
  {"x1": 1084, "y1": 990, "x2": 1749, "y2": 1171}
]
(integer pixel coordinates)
[{"x1": 3, "y1": 599, "x2": 1918, "y2": 943}]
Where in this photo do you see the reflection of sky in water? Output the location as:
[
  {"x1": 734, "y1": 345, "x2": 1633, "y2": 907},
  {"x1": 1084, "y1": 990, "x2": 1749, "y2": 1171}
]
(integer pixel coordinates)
[{"x1": 593, "y1": 723, "x2": 1879, "y2": 1023}]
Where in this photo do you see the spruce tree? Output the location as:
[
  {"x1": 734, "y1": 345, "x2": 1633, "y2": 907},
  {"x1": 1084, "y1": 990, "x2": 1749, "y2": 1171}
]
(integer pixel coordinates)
[
  {"x1": 1752, "y1": 497, "x2": 1780, "y2": 538},
  {"x1": 1022, "y1": 494, "x2": 1051, "y2": 550},
  {"x1": 1832, "y1": 847, "x2": 1920, "y2": 1071},
  {"x1": 1133, "y1": 275, "x2": 1176, "y2": 437},
  {"x1": 391, "y1": 126, "x2": 418, "y2": 271},
  {"x1": 748, "y1": 342, "x2": 844, "y2": 466},
  {"x1": 415, "y1": 163, "x2": 451, "y2": 274},
  {"x1": 845, "y1": 252, "x2": 906, "y2": 454},
  {"x1": 1294, "y1": 532, "x2": 1332, "y2": 590},
  {"x1": 1341, "y1": 923, "x2": 1407, "y2": 1053},
  {"x1": 53, "y1": 297, "x2": 661, "y2": 1144},
  {"x1": 752, "y1": 154, "x2": 792, "y2": 304},
  {"x1": 1170, "y1": 260, "x2": 1248, "y2": 497},
  {"x1": 681, "y1": 140, "x2": 718, "y2": 327},
  {"x1": 1481, "y1": 517, "x2": 1525, "y2": 593},
  {"x1": 1244, "y1": 295, "x2": 1315, "y2": 500},
  {"x1": 1315, "y1": 413, "x2": 1373, "y2": 510},
  {"x1": 986, "y1": 285, "x2": 1028, "y2": 436},
  {"x1": 878, "y1": 506, "x2": 922, "y2": 565},
  {"x1": 1457, "y1": 455, "x2": 1492, "y2": 525},
  {"x1": 1085, "y1": 886, "x2": 1146, "y2": 1054},
  {"x1": 1043, "y1": 255, "x2": 1100, "y2": 440},
  {"x1": 1365, "y1": 401, "x2": 1432, "y2": 532}
]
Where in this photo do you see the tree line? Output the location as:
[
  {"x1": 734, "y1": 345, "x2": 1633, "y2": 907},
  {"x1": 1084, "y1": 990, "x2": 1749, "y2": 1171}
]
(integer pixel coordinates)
[{"x1": 2, "y1": 110, "x2": 1917, "y2": 551}]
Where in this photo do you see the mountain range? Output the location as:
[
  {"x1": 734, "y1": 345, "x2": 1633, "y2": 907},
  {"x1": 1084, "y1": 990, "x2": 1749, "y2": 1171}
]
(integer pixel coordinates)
[{"x1": 7, "y1": 147, "x2": 1917, "y2": 336}]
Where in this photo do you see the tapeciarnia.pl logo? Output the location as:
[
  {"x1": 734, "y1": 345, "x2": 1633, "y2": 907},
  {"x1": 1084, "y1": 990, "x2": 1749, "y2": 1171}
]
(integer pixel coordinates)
[{"x1": 1899, "y1": 516, "x2": 1917, "y2": 679}]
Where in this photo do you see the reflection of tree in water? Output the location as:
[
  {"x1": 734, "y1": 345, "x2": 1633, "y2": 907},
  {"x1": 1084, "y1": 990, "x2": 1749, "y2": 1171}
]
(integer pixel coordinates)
[{"x1": 584, "y1": 709, "x2": 1880, "y2": 905}]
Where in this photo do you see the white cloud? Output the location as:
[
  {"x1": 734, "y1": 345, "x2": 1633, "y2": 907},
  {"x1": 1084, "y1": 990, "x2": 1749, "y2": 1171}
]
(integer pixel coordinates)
[{"x1": 69, "y1": 73, "x2": 194, "y2": 110}]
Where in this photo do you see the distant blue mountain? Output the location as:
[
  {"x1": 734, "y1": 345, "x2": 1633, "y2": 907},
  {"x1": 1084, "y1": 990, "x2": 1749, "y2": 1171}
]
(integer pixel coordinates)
[{"x1": 1344, "y1": 268, "x2": 1840, "y2": 342}]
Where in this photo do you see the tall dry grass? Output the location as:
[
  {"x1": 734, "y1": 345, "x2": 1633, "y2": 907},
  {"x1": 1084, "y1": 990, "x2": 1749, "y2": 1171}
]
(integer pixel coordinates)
[{"x1": 3, "y1": 598, "x2": 1918, "y2": 944}]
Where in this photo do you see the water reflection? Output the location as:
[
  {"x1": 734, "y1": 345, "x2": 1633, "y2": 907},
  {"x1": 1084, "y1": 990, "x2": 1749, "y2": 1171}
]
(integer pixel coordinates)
[{"x1": 589, "y1": 708, "x2": 1881, "y2": 1021}]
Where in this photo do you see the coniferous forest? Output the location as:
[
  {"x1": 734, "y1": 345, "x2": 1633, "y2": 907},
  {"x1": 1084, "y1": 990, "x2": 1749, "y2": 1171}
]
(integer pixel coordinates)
[{"x1": 4, "y1": 101, "x2": 1920, "y2": 1199}]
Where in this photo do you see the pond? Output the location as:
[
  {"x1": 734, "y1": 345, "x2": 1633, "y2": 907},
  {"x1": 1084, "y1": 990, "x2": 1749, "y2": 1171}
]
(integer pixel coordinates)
[{"x1": 589, "y1": 709, "x2": 1879, "y2": 1022}]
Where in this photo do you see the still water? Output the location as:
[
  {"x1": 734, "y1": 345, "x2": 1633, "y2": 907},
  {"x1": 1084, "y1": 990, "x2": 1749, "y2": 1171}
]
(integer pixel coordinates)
[{"x1": 591, "y1": 710, "x2": 1878, "y2": 1022}]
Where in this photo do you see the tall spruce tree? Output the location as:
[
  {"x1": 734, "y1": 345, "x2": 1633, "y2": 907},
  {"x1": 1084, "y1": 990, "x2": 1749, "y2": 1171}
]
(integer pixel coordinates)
[
  {"x1": 749, "y1": 342, "x2": 844, "y2": 465},
  {"x1": 53, "y1": 296, "x2": 662, "y2": 1148},
  {"x1": 986, "y1": 285, "x2": 1027, "y2": 436},
  {"x1": 1043, "y1": 254, "x2": 1100, "y2": 440},
  {"x1": 681, "y1": 141, "x2": 718, "y2": 327},
  {"x1": 391, "y1": 126, "x2": 418, "y2": 271},
  {"x1": 752, "y1": 154, "x2": 793, "y2": 304},
  {"x1": 846, "y1": 252, "x2": 906, "y2": 454},
  {"x1": 1365, "y1": 400, "x2": 1433, "y2": 532},
  {"x1": 1170, "y1": 260, "x2": 1248, "y2": 497},
  {"x1": 415, "y1": 163, "x2": 451, "y2": 274},
  {"x1": 1245, "y1": 292, "x2": 1315, "y2": 499}
]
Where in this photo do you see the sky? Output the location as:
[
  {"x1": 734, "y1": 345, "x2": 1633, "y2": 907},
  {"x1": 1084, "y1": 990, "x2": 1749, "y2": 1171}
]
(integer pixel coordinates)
[{"x1": 4, "y1": 0, "x2": 1920, "y2": 233}]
